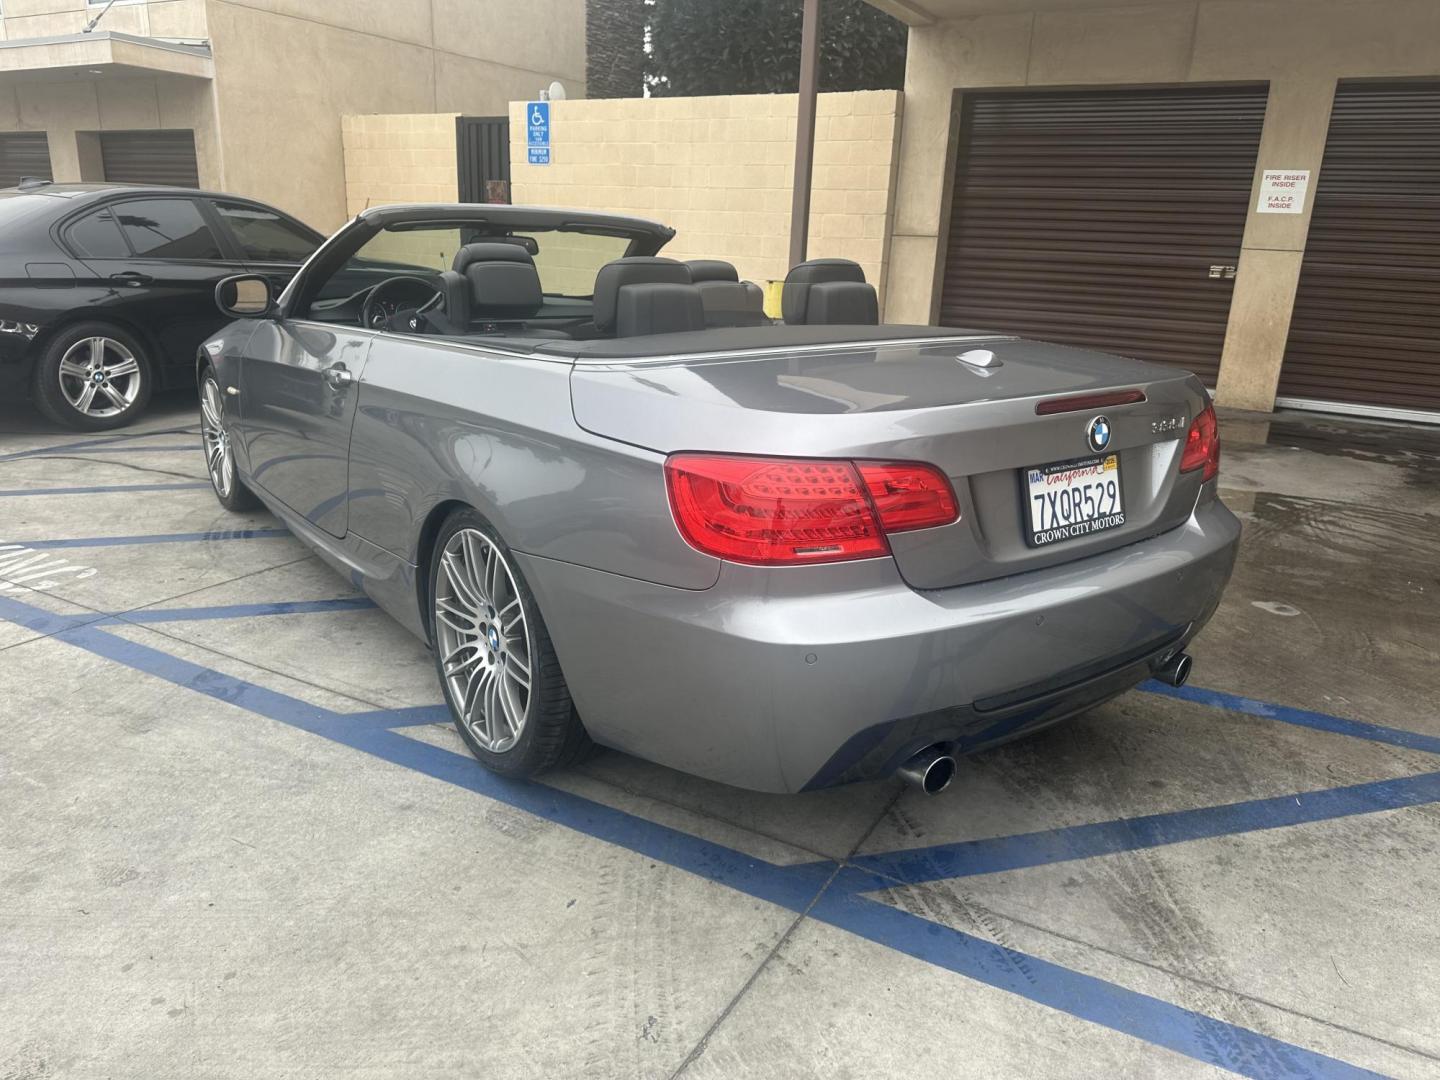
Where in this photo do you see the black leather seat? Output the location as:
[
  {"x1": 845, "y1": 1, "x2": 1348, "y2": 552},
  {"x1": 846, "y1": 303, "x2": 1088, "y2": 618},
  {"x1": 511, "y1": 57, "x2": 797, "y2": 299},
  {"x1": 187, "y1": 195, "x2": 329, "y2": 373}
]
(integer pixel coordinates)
[
  {"x1": 593, "y1": 256, "x2": 706, "y2": 337},
  {"x1": 441, "y1": 242, "x2": 547, "y2": 329},
  {"x1": 781, "y1": 258, "x2": 879, "y2": 326},
  {"x1": 685, "y1": 260, "x2": 768, "y2": 327}
]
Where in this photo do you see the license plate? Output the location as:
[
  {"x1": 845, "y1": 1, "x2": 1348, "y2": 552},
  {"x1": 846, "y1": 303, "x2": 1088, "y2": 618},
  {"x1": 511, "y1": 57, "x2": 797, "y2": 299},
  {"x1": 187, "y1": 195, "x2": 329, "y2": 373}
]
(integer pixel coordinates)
[{"x1": 1023, "y1": 454, "x2": 1125, "y2": 547}]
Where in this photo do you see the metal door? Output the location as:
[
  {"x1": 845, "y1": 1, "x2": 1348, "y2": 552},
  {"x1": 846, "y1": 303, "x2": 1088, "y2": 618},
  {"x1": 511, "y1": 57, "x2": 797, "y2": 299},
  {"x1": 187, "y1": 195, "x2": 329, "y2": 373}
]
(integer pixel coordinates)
[
  {"x1": 99, "y1": 130, "x2": 200, "y2": 187},
  {"x1": 457, "y1": 116, "x2": 511, "y2": 203}
]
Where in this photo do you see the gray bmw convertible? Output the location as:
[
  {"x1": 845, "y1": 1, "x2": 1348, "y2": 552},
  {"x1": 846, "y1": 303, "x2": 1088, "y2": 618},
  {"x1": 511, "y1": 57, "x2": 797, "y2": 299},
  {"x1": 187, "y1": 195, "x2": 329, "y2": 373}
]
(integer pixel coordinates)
[{"x1": 197, "y1": 203, "x2": 1238, "y2": 795}]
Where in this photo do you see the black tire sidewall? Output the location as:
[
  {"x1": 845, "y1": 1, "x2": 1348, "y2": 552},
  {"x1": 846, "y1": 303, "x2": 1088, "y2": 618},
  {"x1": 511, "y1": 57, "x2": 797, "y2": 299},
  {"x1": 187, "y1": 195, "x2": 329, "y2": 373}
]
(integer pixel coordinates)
[
  {"x1": 32, "y1": 322, "x2": 153, "y2": 431},
  {"x1": 428, "y1": 508, "x2": 582, "y2": 779}
]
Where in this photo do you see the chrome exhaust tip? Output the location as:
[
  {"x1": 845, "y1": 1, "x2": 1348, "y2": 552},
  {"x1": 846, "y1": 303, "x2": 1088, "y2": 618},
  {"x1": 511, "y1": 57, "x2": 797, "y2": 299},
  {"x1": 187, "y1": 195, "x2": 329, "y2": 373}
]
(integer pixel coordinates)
[
  {"x1": 1156, "y1": 651, "x2": 1193, "y2": 688},
  {"x1": 897, "y1": 745, "x2": 957, "y2": 796}
]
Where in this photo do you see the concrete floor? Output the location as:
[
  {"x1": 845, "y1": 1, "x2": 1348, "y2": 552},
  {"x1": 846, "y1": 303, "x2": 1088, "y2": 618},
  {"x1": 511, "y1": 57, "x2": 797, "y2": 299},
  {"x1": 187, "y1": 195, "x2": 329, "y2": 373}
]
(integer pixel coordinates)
[{"x1": 1, "y1": 393, "x2": 1437, "y2": 1079}]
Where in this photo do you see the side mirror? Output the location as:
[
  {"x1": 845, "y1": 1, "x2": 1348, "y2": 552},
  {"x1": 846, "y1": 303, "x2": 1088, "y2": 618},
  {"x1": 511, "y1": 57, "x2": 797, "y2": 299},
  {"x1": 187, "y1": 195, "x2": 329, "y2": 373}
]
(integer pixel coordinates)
[{"x1": 215, "y1": 274, "x2": 276, "y2": 319}]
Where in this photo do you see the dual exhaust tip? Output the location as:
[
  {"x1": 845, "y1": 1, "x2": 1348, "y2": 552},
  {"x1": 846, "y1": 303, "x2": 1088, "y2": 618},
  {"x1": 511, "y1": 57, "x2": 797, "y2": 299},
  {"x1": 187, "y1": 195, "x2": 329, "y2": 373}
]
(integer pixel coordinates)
[{"x1": 895, "y1": 652, "x2": 1193, "y2": 796}]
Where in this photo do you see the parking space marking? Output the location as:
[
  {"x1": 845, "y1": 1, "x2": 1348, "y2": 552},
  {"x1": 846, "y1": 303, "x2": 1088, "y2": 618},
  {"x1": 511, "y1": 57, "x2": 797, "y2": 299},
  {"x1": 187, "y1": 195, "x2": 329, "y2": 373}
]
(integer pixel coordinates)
[
  {"x1": 0, "y1": 482, "x2": 210, "y2": 497},
  {"x1": 839, "y1": 770, "x2": 1440, "y2": 886},
  {"x1": 0, "y1": 587, "x2": 1408, "y2": 1079},
  {"x1": 0, "y1": 427, "x2": 198, "y2": 463},
  {"x1": 11, "y1": 527, "x2": 291, "y2": 550},
  {"x1": 1142, "y1": 680, "x2": 1440, "y2": 757},
  {"x1": 117, "y1": 597, "x2": 377, "y2": 623}
]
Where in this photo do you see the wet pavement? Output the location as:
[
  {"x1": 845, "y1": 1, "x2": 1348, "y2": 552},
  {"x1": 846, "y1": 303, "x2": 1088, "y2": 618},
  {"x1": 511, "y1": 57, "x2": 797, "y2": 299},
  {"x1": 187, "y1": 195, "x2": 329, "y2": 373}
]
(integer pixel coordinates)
[{"x1": 1, "y1": 400, "x2": 1437, "y2": 1079}]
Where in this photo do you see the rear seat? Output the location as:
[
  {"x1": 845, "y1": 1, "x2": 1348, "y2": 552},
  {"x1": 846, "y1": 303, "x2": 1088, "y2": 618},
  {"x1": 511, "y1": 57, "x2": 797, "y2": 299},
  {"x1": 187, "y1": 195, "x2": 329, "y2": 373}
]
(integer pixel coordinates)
[
  {"x1": 685, "y1": 260, "x2": 768, "y2": 327},
  {"x1": 781, "y1": 258, "x2": 879, "y2": 326},
  {"x1": 592, "y1": 257, "x2": 706, "y2": 337}
]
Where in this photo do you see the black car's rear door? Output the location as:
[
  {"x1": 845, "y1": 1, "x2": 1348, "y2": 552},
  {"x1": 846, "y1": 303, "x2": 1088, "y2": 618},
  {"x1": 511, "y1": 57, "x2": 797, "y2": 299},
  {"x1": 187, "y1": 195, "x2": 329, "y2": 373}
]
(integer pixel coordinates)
[{"x1": 72, "y1": 196, "x2": 242, "y2": 377}]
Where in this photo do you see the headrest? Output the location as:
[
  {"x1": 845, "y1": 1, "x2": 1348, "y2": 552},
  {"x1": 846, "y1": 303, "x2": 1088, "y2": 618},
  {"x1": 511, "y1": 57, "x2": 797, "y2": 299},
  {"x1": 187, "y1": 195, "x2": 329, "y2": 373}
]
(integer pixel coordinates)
[
  {"x1": 593, "y1": 257, "x2": 691, "y2": 333},
  {"x1": 466, "y1": 261, "x2": 543, "y2": 318},
  {"x1": 615, "y1": 282, "x2": 706, "y2": 337},
  {"x1": 693, "y1": 279, "x2": 768, "y2": 327},
  {"x1": 800, "y1": 281, "x2": 878, "y2": 326},
  {"x1": 781, "y1": 258, "x2": 867, "y2": 324},
  {"x1": 685, "y1": 259, "x2": 739, "y2": 283},
  {"x1": 453, "y1": 242, "x2": 534, "y2": 272}
]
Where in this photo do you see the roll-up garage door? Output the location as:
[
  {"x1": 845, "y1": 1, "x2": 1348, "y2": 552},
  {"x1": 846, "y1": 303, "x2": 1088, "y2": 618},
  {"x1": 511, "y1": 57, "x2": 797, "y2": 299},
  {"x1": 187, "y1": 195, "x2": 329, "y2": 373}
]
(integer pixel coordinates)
[
  {"x1": 940, "y1": 86, "x2": 1267, "y2": 384},
  {"x1": 0, "y1": 132, "x2": 53, "y2": 187},
  {"x1": 99, "y1": 130, "x2": 200, "y2": 188},
  {"x1": 1277, "y1": 83, "x2": 1440, "y2": 419}
]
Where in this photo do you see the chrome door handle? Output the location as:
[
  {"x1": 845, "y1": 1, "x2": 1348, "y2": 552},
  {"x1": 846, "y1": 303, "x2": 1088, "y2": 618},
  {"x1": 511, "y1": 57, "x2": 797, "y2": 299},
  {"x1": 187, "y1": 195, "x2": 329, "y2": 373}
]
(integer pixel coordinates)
[{"x1": 324, "y1": 365, "x2": 353, "y2": 388}]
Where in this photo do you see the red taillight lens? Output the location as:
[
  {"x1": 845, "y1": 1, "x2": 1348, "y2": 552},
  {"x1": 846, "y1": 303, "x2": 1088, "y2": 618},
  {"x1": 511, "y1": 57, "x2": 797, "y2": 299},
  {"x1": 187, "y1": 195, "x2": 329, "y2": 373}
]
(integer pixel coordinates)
[
  {"x1": 1179, "y1": 404, "x2": 1220, "y2": 482},
  {"x1": 856, "y1": 461, "x2": 959, "y2": 533},
  {"x1": 664, "y1": 454, "x2": 958, "y2": 566}
]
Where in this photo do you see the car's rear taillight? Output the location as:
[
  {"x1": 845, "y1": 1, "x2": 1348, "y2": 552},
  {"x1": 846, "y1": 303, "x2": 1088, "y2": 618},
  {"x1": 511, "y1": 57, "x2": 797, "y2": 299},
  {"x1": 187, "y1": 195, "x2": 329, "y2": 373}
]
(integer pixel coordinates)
[
  {"x1": 664, "y1": 454, "x2": 958, "y2": 566},
  {"x1": 1179, "y1": 404, "x2": 1220, "y2": 482}
]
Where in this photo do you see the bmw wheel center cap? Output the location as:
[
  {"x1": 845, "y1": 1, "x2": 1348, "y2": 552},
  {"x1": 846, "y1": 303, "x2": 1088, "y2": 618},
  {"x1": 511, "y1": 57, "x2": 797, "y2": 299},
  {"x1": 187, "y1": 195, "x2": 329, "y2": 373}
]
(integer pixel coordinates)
[{"x1": 1087, "y1": 415, "x2": 1112, "y2": 454}]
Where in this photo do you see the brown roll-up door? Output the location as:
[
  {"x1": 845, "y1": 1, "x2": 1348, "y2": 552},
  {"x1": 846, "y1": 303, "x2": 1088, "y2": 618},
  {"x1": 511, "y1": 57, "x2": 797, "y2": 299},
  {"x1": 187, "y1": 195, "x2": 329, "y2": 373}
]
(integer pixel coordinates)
[
  {"x1": 0, "y1": 132, "x2": 53, "y2": 187},
  {"x1": 1278, "y1": 83, "x2": 1440, "y2": 417},
  {"x1": 940, "y1": 86, "x2": 1267, "y2": 384},
  {"x1": 99, "y1": 130, "x2": 200, "y2": 188}
]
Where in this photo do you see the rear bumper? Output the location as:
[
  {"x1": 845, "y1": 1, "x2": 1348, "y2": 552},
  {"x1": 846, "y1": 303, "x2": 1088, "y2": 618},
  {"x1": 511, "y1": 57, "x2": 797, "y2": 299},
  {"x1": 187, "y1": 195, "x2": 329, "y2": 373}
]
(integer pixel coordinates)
[{"x1": 519, "y1": 494, "x2": 1241, "y2": 793}]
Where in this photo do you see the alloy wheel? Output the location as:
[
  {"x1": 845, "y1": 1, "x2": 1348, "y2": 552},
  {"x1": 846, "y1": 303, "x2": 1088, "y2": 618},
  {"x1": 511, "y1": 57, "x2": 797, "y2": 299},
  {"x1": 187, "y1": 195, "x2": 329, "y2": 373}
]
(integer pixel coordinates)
[
  {"x1": 58, "y1": 336, "x2": 142, "y2": 419},
  {"x1": 200, "y1": 379, "x2": 234, "y2": 498},
  {"x1": 434, "y1": 528, "x2": 533, "y2": 753}
]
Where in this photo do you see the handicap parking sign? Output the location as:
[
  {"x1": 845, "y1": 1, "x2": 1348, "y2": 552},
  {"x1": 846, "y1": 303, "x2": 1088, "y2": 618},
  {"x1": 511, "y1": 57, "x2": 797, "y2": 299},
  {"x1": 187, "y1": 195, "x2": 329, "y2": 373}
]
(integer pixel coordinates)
[{"x1": 526, "y1": 101, "x2": 550, "y2": 166}]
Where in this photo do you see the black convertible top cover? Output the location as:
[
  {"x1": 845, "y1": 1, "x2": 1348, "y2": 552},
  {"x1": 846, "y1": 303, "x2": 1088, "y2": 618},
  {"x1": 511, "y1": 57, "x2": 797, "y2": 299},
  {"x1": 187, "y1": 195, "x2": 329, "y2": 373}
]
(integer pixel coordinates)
[{"x1": 531, "y1": 324, "x2": 993, "y2": 360}]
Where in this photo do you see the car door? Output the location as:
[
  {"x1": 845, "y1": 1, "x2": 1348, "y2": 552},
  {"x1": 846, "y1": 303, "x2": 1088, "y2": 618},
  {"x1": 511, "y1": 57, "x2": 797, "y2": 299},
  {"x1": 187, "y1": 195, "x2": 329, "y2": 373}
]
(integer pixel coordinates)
[
  {"x1": 71, "y1": 196, "x2": 243, "y2": 370},
  {"x1": 206, "y1": 198, "x2": 322, "y2": 298},
  {"x1": 236, "y1": 316, "x2": 374, "y2": 539}
]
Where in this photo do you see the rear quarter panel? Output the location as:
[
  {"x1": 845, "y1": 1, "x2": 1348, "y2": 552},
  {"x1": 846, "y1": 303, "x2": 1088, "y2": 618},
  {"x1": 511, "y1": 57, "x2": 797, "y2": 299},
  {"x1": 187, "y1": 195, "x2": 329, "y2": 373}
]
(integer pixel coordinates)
[{"x1": 346, "y1": 336, "x2": 720, "y2": 592}]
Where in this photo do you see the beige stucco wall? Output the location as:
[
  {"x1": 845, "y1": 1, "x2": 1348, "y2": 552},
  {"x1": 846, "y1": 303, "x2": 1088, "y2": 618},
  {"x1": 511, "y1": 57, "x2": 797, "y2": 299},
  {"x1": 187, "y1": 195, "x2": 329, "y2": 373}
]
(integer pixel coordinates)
[
  {"x1": 891, "y1": 0, "x2": 1440, "y2": 411},
  {"x1": 506, "y1": 91, "x2": 903, "y2": 299},
  {"x1": 205, "y1": 0, "x2": 586, "y2": 233},
  {"x1": 0, "y1": 0, "x2": 208, "y2": 41}
]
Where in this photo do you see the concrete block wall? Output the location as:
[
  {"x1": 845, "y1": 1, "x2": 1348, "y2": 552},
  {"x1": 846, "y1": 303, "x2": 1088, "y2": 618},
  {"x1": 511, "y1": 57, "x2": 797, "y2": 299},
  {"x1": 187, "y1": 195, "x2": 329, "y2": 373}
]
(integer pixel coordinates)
[
  {"x1": 507, "y1": 90, "x2": 902, "y2": 300},
  {"x1": 341, "y1": 113, "x2": 460, "y2": 218}
]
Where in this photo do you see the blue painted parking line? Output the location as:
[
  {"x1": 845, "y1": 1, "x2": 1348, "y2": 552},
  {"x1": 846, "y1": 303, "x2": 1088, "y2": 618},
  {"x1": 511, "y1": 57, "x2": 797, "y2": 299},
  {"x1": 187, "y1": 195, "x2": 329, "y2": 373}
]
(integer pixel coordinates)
[
  {"x1": 0, "y1": 444, "x2": 197, "y2": 458},
  {"x1": 117, "y1": 597, "x2": 377, "y2": 623},
  {"x1": 0, "y1": 588, "x2": 1409, "y2": 1078},
  {"x1": 1142, "y1": 680, "x2": 1440, "y2": 757},
  {"x1": 0, "y1": 482, "x2": 211, "y2": 497},
  {"x1": 0, "y1": 427, "x2": 197, "y2": 462},
  {"x1": 840, "y1": 770, "x2": 1440, "y2": 887},
  {"x1": 10, "y1": 527, "x2": 291, "y2": 550}
]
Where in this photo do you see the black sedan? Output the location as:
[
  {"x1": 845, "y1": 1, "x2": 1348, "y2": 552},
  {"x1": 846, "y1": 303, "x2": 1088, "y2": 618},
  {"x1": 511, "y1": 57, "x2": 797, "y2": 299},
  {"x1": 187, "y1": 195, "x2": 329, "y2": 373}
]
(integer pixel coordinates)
[{"x1": 0, "y1": 180, "x2": 324, "y2": 430}]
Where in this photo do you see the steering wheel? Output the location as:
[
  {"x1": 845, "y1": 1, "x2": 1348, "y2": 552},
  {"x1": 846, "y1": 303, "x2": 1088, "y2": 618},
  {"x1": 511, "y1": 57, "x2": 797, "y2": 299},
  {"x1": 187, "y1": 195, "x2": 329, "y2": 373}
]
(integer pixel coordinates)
[{"x1": 361, "y1": 276, "x2": 446, "y2": 333}]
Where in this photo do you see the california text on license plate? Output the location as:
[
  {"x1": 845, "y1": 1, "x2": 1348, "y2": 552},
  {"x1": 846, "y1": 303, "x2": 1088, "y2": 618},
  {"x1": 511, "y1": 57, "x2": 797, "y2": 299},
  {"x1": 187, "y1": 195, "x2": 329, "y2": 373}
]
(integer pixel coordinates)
[{"x1": 1023, "y1": 454, "x2": 1125, "y2": 547}]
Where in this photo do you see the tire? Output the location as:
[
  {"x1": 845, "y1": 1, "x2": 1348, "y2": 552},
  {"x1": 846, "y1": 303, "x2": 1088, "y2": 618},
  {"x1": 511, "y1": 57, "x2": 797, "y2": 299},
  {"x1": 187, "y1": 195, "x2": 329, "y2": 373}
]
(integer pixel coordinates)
[
  {"x1": 428, "y1": 509, "x2": 593, "y2": 778},
  {"x1": 199, "y1": 367, "x2": 261, "y2": 512},
  {"x1": 32, "y1": 321, "x2": 153, "y2": 431}
]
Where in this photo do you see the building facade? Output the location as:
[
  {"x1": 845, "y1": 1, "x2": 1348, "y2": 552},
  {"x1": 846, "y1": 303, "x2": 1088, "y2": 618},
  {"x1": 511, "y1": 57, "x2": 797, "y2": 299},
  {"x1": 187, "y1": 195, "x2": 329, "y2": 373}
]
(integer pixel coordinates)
[
  {"x1": 0, "y1": 0, "x2": 586, "y2": 231},
  {"x1": 873, "y1": 0, "x2": 1440, "y2": 419}
]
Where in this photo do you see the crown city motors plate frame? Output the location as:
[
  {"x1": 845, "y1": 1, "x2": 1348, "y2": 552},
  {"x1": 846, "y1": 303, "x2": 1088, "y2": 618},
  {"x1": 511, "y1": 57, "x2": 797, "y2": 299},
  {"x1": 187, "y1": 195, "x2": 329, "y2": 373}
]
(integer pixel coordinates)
[{"x1": 1021, "y1": 453, "x2": 1125, "y2": 547}]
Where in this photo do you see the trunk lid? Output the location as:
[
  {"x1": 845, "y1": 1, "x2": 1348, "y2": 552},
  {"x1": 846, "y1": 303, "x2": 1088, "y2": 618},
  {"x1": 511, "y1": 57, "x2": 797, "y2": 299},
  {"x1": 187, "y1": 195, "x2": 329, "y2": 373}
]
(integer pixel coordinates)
[{"x1": 570, "y1": 333, "x2": 1210, "y2": 589}]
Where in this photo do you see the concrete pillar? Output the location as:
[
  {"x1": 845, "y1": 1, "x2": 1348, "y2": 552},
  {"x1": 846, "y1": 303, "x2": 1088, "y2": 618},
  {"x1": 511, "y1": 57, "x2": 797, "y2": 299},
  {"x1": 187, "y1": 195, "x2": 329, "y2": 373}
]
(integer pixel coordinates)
[{"x1": 1213, "y1": 75, "x2": 1336, "y2": 411}]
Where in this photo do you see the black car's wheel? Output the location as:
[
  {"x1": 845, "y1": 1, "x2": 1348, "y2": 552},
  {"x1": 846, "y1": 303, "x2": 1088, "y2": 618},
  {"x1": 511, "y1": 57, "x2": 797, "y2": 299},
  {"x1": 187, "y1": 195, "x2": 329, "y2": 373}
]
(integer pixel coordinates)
[
  {"x1": 429, "y1": 509, "x2": 593, "y2": 778},
  {"x1": 32, "y1": 322, "x2": 153, "y2": 431},
  {"x1": 199, "y1": 368, "x2": 261, "y2": 512}
]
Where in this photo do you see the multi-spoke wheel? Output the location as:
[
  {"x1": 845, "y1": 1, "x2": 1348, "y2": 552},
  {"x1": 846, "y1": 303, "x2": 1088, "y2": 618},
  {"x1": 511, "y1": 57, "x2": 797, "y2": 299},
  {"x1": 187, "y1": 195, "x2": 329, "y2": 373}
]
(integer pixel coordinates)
[
  {"x1": 200, "y1": 368, "x2": 260, "y2": 512},
  {"x1": 428, "y1": 510, "x2": 592, "y2": 777},
  {"x1": 32, "y1": 322, "x2": 152, "y2": 430}
]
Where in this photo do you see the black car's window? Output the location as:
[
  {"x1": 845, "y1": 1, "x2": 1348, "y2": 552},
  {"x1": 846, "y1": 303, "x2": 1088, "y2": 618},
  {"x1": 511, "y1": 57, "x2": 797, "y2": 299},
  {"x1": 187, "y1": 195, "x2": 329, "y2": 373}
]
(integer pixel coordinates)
[
  {"x1": 213, "y1": 200, "x2": 318, "y2": 262},
  {"x1": 113, "y1": 198, "x2": 223, "y2": 260},
  {"x1": 65, "y1": 207, "x2": 130, "y2": 259}
]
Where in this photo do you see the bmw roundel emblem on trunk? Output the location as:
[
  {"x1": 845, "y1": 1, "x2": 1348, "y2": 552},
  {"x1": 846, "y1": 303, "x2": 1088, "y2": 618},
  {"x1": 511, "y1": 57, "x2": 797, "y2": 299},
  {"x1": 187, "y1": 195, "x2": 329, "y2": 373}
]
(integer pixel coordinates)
[{"x1": 1086, "y1": 415, "x2": 1112, "y2": 453}]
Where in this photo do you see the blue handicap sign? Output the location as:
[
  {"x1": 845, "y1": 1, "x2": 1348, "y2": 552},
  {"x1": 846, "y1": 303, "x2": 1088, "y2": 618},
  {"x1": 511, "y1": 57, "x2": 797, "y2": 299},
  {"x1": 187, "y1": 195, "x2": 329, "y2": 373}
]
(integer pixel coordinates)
[
  {"x1": 526, "y1": 101, "x2": 550, "y2": 146},
  {"x1": 528, "y1": 146, "x2": 551, "y2": 165}
]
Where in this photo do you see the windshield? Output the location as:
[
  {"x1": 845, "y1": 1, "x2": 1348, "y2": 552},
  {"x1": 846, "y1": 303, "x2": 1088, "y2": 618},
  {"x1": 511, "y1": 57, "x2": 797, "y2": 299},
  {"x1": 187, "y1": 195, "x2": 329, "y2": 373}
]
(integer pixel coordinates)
[{"x1": 315, "y1": 222, "x2": 633, "y2": 303}]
